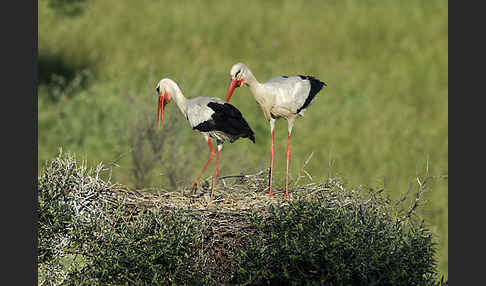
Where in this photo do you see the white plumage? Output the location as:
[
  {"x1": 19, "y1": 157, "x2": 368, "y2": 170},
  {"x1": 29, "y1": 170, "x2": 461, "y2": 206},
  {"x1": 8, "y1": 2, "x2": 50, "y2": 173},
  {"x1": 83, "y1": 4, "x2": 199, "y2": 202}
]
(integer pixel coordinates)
[
  {"x1": 185, "y1": 97, "x2": 221, "y2": 127},
  {"x1": 225, "y1": 63, "x2": 326, "y2": 198},
  {"x1": 264, "y1": 76, "x2": 313, "y2": 115}
]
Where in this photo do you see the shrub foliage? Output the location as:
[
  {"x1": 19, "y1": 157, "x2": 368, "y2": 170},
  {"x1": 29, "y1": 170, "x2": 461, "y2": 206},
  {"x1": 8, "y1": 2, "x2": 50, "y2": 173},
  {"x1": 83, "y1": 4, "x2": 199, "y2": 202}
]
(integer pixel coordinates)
[
  {"x1": 38, "y1": 151, "x2": 445, "y2": 285},
  {"x1": 234, "y1": 202, "x2": 438, "y2": 285}
]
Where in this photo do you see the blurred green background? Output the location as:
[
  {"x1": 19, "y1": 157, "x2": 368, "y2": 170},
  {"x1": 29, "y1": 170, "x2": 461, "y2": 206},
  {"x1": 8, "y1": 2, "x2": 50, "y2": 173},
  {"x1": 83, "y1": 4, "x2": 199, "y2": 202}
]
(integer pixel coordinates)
[{"x1": 38, "y1": 0, "x2": 448, "y2": 275}]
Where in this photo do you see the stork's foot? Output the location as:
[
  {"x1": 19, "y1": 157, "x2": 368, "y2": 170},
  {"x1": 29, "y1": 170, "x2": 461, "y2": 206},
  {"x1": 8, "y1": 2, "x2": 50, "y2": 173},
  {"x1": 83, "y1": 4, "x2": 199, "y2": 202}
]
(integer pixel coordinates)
[
  {"x1": 284, "y1": 187, "x2": 290, "y2": 199},
  {"x1": 268, "y1": 189, "x2": 275, "y2": 197}
]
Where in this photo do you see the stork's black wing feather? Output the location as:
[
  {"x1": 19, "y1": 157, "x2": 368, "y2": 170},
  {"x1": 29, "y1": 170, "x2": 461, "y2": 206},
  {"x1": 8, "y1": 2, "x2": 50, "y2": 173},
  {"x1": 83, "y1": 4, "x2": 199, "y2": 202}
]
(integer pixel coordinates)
[
  {"x1": 193, "y1": 102, "x2": 255, "y2": 143},
  {"x1": 296, "y1": 75, "x2": 326, "y2": 114}
]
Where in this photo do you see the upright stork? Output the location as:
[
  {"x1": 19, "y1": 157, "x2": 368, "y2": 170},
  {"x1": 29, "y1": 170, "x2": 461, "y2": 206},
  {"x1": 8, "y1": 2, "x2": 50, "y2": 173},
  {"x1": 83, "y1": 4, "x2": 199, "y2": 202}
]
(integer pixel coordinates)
[
  {"x1": 156, "y1": 78, "x2": 255, "y2": 201},
  {"x1": 225, "y1": 63, "x2": 326, "y2": 198}
]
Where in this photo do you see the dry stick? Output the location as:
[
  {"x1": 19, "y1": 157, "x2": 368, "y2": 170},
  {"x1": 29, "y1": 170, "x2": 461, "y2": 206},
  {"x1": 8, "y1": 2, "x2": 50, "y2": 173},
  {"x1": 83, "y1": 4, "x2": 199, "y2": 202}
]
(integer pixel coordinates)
[
  {"x1": 294, "y1": 152, "x2": 314, "y2": 187},
  {"x1": 218, "y1": 175, "x2": 248, "y2": 179},
  {"x1": 399, "y1": 175, "x2": 432, "y2": 224}
]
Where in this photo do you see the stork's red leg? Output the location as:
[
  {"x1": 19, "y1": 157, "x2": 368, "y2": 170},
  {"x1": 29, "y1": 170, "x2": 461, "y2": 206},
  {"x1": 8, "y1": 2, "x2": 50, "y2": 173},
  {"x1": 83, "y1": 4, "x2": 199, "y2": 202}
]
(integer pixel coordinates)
[
  {"x1": 192, "y1": 138, "x2": 215, "y2": 192},
  {"x1": 210, "y1": 148, "x2": 220, "y2": 201},
  {"x1": 285, "y1": 134, "x2": 291, "y2": 198},
  {"x1": 269, "y1": 130, "x2": 275, "y2": 197}
]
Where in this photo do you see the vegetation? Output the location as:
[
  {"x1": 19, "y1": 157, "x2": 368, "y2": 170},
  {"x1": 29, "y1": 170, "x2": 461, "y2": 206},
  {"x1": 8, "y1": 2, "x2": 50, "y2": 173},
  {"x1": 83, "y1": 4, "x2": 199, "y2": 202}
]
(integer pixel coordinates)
[
  {"x1": 38, "y1": 0, "x2": 448, "y2": 276},
  {"x1": 38, "y1": 152, "x2": 446, "y2": 285},
  {"x1": 236, "y1": 203, "x2": 438, "y2": 285},
  {"x1": 45, "y1": 0, "x2": 88, "y2": 17}
]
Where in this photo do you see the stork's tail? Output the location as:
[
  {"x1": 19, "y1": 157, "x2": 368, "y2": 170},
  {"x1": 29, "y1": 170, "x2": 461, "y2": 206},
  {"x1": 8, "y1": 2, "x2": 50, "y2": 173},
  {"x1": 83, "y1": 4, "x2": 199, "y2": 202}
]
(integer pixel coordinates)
[
  {"x1": 241, "y1": 122, "x2": 255, "y2": 143},
  {"x1": 238, "y1": 113, "x2": 255, "y2": 143},
  {"x1": 247, "y1": 131, "x2": 256, "y2": 143},
  {"x1": 296, "y1": 75, "x2": 327, "y2": 114}
]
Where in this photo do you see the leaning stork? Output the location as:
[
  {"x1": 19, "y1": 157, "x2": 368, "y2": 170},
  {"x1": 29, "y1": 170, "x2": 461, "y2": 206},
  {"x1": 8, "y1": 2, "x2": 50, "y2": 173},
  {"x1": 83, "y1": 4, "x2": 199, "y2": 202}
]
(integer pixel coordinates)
[
  {"x1": 156, "y1": 78, "x2": 255, "y2": 201},
  {"x1": 225, "y1": 63, "x2": 326, "y2": 198}
]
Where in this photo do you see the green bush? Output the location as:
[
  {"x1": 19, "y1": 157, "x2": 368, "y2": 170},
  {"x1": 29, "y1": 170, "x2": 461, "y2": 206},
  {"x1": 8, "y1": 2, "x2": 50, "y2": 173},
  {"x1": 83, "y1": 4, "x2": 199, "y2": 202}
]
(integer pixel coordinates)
[
  {"x1": 38, "y1": 152, "x2": 445, "y2": 285},
  {"x1": 38, "y1": 151, "x2": 207, "y2": 285},
  {"x1": 234, "y1": 202, "x2": 438, "y2": 285},
  {"x1": 68, "y1": 208, "x2": 204, "y2": 285},
  {"x1": 38, "y1": 150, "x2": 82, "y2": 265}
]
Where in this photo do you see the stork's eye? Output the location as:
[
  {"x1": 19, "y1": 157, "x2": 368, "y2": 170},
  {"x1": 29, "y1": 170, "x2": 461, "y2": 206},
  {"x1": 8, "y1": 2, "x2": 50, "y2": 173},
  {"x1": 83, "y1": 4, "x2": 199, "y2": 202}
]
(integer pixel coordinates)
[
  {"x1": 156, "y1": 86, "x2": 160, "y2": 94},
  {"x1": 235, "y1": 70, "x2": 241, "y2": 78}
]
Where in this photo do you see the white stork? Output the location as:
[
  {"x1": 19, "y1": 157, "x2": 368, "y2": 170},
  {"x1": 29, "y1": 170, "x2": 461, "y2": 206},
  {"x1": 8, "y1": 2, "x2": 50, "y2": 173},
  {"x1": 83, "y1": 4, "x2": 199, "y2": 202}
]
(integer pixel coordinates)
[
  {"x1": 156, "y1": 78, "x2": 255, "y2": 201},
  {"x1": 225, "y1": 63, "x2": 326, "y2": 198}
]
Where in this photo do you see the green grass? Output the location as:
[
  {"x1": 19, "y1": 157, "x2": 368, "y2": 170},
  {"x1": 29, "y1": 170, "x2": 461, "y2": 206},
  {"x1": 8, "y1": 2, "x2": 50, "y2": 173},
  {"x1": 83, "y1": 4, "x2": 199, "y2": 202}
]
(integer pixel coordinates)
[{"x1": 38, "y1": 0, "x2": 448, "y2": 276}]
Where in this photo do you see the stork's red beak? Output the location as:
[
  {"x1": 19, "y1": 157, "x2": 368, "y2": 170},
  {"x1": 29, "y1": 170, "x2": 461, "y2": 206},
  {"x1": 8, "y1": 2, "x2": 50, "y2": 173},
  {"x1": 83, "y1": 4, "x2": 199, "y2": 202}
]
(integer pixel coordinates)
[
  {"x1": 157, "y1": 91, "x2": 171, "y2": 129},
  {"x1": 225, "y1": 78, "x2": 244, "y2": 102}
]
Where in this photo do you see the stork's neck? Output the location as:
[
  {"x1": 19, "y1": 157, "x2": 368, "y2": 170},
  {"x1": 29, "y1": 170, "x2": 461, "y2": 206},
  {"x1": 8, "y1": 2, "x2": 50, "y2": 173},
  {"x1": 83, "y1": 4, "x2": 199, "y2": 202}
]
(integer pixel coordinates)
[
  {"x1": 244, "y1": 68, "x2": 261, "y2": 95},
  {"x1": 242, "y1": 69, "x2": 273, "y2": 120},
  {"x1": 170, "y1": 85, "x2": 188, "y2": 117}
]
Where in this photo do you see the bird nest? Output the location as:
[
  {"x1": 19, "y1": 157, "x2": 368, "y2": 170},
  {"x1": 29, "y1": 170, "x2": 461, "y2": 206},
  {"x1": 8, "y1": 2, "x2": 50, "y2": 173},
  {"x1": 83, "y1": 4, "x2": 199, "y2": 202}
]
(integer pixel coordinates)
[{"x1": 97, "y1": 168, "x2": 369, "y2": 220}]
